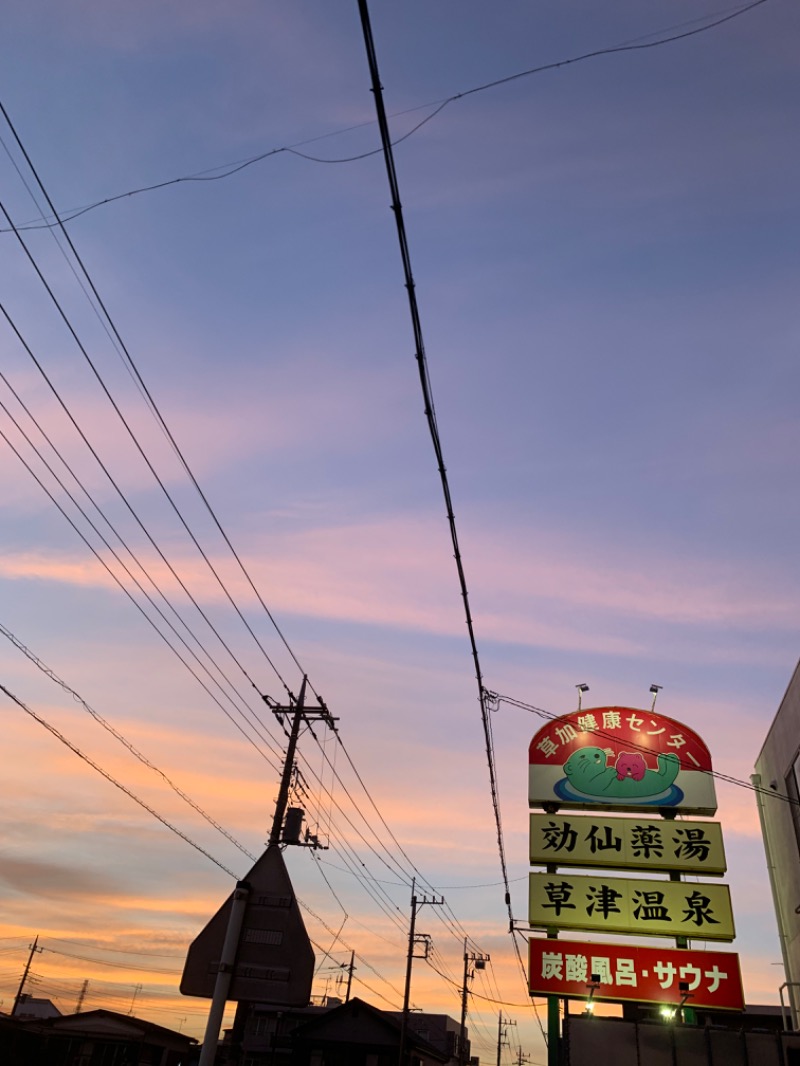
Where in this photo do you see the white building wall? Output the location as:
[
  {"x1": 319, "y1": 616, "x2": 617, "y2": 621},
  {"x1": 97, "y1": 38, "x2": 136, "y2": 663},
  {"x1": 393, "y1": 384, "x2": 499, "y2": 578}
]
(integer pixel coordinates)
[{"x1": 754, "y1": 659, "x2": 800, "y2": 1017}]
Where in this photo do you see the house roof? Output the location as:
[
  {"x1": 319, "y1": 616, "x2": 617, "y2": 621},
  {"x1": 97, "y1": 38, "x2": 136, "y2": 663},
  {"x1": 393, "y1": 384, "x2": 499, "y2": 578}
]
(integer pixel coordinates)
[
  {"x1": 289, "y1": 997, "x2": 449, "y2": 1062},
  {"x1": 33, "y1": 1009, "x2": 197, "y2": 1046}
]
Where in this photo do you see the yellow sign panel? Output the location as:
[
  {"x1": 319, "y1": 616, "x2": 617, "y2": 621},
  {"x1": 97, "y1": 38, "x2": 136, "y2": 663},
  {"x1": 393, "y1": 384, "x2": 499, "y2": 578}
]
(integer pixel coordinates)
[
  {"x1": 529, "y1": 872, "x2": 735, "y2": 941},
  {"x1": 530, "y1": 814, "x2": 726, "y2": 876}
]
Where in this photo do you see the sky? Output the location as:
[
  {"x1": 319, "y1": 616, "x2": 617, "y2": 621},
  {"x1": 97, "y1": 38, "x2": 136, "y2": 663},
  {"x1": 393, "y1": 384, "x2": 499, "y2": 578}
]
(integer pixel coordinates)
[{"x1": 0, "y1": 0, "x2": 799, "y2": 1060}]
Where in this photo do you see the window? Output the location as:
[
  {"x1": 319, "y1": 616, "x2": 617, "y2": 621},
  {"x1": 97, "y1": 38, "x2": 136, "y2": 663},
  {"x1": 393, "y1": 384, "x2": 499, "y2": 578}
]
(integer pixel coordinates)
[{"x1": 250, "y1": 1015, "x2": 277, "y2": 1037}]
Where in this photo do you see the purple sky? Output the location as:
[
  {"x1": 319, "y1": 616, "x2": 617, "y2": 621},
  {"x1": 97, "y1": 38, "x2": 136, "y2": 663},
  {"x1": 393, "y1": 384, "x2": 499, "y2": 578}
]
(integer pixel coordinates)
[{"x1": 1, "y1": 0, "x2": 799, "y2": 1057}]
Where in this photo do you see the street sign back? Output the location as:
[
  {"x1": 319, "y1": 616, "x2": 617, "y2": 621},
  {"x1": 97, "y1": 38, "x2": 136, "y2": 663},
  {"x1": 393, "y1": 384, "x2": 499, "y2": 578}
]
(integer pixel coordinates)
[{"x1": 181, "y1": 845, "x2": 314, "y2": 1004}]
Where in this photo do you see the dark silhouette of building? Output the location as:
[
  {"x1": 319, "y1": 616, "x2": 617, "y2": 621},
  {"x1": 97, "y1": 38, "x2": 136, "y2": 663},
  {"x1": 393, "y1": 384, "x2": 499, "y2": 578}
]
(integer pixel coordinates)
[
  {"x1": 227, "y1": 996, "x2": 464, "y2": 1065},
  {"x1": 0, "y1": 1007, "x2": 196, "y2": 1065}
]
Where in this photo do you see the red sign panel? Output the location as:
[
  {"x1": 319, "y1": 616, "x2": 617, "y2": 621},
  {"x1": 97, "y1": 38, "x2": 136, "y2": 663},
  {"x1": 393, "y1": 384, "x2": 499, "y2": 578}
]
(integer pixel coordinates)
[
  {"x1": 528, "y1": 938, "x2": 743, "y2": 1011},
  {"x1": 529, "y1": 706, "x2": 717, "y2": 815}
]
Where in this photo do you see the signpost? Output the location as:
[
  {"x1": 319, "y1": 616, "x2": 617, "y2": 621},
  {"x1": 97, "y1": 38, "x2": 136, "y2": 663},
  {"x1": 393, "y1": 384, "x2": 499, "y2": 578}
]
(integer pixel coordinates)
[
  {"x1": 181, "y1": 845, "x2": 314, "y2": 1004},
  {"x1": 526, "y1": 702, "x2": 739, "y2": 1066},
  {"x1": 528, "y1": 706, "x2": 717, "y2": 815}
]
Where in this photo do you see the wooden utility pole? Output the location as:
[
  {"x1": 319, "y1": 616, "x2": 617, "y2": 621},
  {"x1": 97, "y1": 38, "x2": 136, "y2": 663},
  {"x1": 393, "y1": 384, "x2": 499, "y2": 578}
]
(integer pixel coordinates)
[
  {"x1": 460, "y1": 938, "x2": 490, "y2": 1065},
  {"x1": 398, "y1": 882, "x2": 444, "y2": 1065},
  {"x1": 268, "y1": 677, "x2": 308, "y2": 846},
  {"x1": 12, "y1": 936, "x2": 41, "y2": 1016},
  {"x1": 496, "y1": 1013, "x2": 515, "y2": 1065},
  {"x1": 75, "y1": 979, "x2": 89, "y2": 1014},
  {"x1": 195, "y1": 677, "x2": 335, "y2": 1066}
]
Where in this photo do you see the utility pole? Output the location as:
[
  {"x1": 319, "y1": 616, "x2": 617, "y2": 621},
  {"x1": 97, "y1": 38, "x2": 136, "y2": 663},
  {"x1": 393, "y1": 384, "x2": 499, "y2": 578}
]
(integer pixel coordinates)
[
  {"x1": 398, "y1": 881, "x2": 444, "y2": 1066},
  {"x1": 266, "y1": 678, "x2": 337, "y2": 847},
  {"x1": 12, "y1": 936, "x2": 41, "y2": 1016},
  {"x1": 75, "y1": 980, "x2": 89, "y2": 1014},
  {"x1": 514, "y1": 1047, "x2": 531, "y2": 1066},
  {"x1": 200, "y1": 678, "x2": 335, "y2": 1066},
  {"x1": 345, "y1": 950, "x2": 355, "y2": 1002},
  {"x1": 128, "y1": 983, "x2": 142, "y2": 1016},
  {"x1": 268, "y1": 677, "x2": 307, "y2": 846},
  {"x1": 496, "y1": 1015, "x2": 516, "y2": 1066},
  {"x1": 459, "y1": 938, "x2": 490, "y2": 1065}
]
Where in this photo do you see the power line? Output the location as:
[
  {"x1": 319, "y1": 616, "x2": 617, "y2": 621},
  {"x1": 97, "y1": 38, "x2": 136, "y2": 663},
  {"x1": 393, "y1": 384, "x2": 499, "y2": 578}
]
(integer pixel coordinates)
[
  {"x1": 0, "y1": 405, "x2": 283, "y2": 774},
  {"x1": 0, "y1": 622, "x2": 486, "y2": 1007},
  {"x1": 0, "y1": 683, "x2": 239, "y2": 878},
  {"x1": 0, "y1": 621, "x2": 259, "y2": 861},
  {"x1": 0, "y1": 0, "x2": 771, "y2": 231},
  {"x1": 43, "y1": 937, "x2": 184, "y2": 959},
  {"x1": 0, "y1": 683, "x2": 414, "y2": 1010},
  {"x1": 355, "y1": 1, "x2": 548, "y2": 1041},
  {"x1": 40, "y1": 948, "x2": 182, "y2": 977},
  {"x1": 356, "y1": 0, "x2": 512, "y2": 937},
  {"x1": 0, "y1": 362, "x2": 285, "y2": 759},
  {"x1": 0, "y1": 99, "x2": 312, "y2": 703},
  {"x1": 0, "y1": 209, "x2": 278, "y2": 701}
]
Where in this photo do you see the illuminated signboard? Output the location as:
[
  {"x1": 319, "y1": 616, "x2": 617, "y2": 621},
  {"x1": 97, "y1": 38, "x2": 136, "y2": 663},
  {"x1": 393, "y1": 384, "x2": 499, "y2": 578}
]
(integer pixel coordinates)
[
  {"x1": 528, "y1": 938, "x2": 744, "y2": 1011},
  {"x1": 529, "y1": 872, "x2": 734, "y2": 941},
  {"x1": 529, "y1": 707, "x2": 717, "y2": 815},
  {"x1": 530, "y1": 814, "x2": 726, "y2": 876}
]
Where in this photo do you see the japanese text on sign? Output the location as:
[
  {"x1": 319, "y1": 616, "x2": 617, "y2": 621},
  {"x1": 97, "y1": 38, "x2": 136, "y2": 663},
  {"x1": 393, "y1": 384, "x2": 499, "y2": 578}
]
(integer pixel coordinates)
[
  {"x1": 530, "y1": 814, "x2": 726, "y2": 875},
  {"x1": 529, "y1": 872, "x2": 735, "y2": 941},
  {"x1": 528, "y1": 938, "x2": 744, "y2": 1010}
]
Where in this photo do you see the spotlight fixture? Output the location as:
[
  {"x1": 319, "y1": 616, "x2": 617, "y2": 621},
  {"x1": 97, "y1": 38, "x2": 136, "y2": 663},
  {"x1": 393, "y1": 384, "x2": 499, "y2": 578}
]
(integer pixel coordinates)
[
  {"x1": 585, "y1": 974, "x2": 601, "y2": 1015},
  {"x1": 649, "y1": 683, "x2": 662, "y2": 711},
  {"x1": 576, "y1": 683, "x2": 589, "y2": 710}
]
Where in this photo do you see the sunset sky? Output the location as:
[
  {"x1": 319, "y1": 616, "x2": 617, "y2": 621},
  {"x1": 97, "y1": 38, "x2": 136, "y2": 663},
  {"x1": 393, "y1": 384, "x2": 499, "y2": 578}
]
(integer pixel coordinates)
[{"x1": 1, "y1": 0, "x2": 799, "y2": 1060}]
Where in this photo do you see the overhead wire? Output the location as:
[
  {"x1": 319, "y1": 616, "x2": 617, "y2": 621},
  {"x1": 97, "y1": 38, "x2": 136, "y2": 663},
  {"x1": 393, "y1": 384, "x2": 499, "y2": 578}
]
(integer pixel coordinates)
[
  {"x1": 0, "y1": 621, "x2": 259, "y2": 861},
  {"x1": 0, "y1": 99, "x2": 310, "y2": 703},
  {"x1": 354, "y1": 0, "x2": 548, "y2": 1041},
  {"x1": 0, "y1": 683, "x2": 238, "y2": 878},
  {"x1": 356, "y1": 0, "x2": 515, "y2": 952},
  {"x1": 1, "y1": 621, "x2": 414, "y2": 967},
  {"x1": 0, "y1": 357, "x2": 287, "y2": 756},
  {"x1": 0, "y1": 624, "x2": 451, "y2": 993},
  {"x1": 0, "y1": 681, "x2": 411, "y2": 1010},
  {"x1": 0, "y1": 0, "x2": 771, "y2": 231},
  {"x1": 0, "y1": 411, "x2": 283, "y2": 776},
  {"x1": 0, "y1": 191, "x2": 291, "y2": 703},
  {"x1": 43, "y1": 937, "x2": 185, "y2": 959}
]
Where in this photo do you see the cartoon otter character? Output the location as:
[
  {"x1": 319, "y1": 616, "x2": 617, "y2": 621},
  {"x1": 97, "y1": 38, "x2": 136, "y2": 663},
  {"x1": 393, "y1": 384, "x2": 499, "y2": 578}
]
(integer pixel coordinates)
[
  {"x1": 615, "y1": 751, "x2": 646, "y2": 782},
  {"x1": 563, "y1": 745, "x2": 680, "y2": 799}
]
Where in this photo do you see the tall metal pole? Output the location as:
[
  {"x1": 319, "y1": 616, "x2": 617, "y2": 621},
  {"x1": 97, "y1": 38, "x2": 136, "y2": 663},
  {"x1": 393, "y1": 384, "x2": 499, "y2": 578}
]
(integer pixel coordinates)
[
  {"x1": 198, "y1": 881, "x2": 251, "y2": 1066},
  {"x1": 12, "y1": 936, "x2": 40, "y2": 1016},
  {"x1": 268, "y1": 677, "x2": 307, "y2": 847}
]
